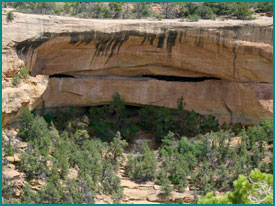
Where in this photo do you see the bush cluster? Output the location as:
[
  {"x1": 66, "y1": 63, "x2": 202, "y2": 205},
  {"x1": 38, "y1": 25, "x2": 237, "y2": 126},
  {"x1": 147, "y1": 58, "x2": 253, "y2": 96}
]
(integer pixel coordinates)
[
  {"x1": 89, "y1": 93, "x2": 219, "y2": 143},
  {"x1": 12, "y1": 74, "x2": 20, "y2": 86},
  {"x1": 155, "y1": 121, "x2": 273, "y2": 197},
  {"x1": 125, "y1": 142, "x2": 157, "y2": 183},
  {"x1": 198, "y1": 169, "x2": 273, "y2": 204},
  {"x1": 7, "y1": 108, "x2": 129, "y2": 204},
  {"x1": 6, "y1": 11, "x2": 14, "y2": 22},
  {"x1": 3, "y1": 92, "x2": 273, "y2": 204}
]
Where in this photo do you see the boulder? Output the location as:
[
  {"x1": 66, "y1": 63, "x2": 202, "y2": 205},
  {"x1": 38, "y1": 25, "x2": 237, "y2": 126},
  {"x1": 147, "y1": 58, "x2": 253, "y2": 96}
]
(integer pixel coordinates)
[
  {"x1": 120, "y1": 179, "x2": 139, "y2": 189},
  {"x1": 3, "y1": 168, "x2": 20, "y2": 179}
]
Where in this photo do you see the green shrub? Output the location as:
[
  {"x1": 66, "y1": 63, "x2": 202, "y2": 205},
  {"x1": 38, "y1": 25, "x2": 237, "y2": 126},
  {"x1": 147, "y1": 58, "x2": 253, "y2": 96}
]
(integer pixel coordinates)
[
  {"x1": 121, "y1": 121, "x2": 139, "y2": 142},
  {"x1": 20, "y1": 66, "x2": 29, "y2": 79},
  {"x1": 256, "y1": 2, "x2": 273, "y2": 13},
  {"x1": 72, "y1": 128, "x2": 89, "y2": 145},
  {"x1": 7, "y1": 11, "x2": 14, "y2": 22},
  {"x1": 197, "y1": 6, "x2": 216, "y2": 19},
  {"x1": 109, "y1": 92, "x2": 126, "y2": 129},
  {"x1": 44, "y1": 111, "x2": 56, "y2": 124},
  {"x1": 198, "y1": 169, "x2": 273, "y2": 204},
  {"x1": 153, "y1": 107, "x2": 175, "y2": 141},
  {"x1": 54, "y1": 107, "x2": 76, "y2": 130},
  {"x1": 160, "y1": 177, "x2": 173, "y2": 198},
  {"x1": 12, "y1": 74, "x2": 20, "y2": 86},
  {"x1": 101, "y1": 163, "x2": 123, "y2": 203},
  {"x1": 234, "y1": 2, "x2": 254, "y2": 20},
  {"x1": 137, "y1": 106, "x2": 155, "y2": 131},
  {"x1": 106, "y1": 131, "x2": 128, "y2": 167},
  {"x1": 126, "y1": 142, "x2": 157, "y2": 183},
  {"x1": 156, "y1": 13, "x2": 162, "y2": 21},
  {"x1": 4, "y1": 143, "x2": 15, "y2": 156},
  {"x1": 18, "y1": 108, "x2": 51, "y2": 156},
  {"x1": 176, "y1": 110, "x2": 201, "y2": 137},
  {"x1": 200, "y1": 115, "x2": 219, "y2": 134},
  {"x1": 18, "y1": 108, "x2": 35, "y2": 141},
  {"x1": 18, "y1": 148, "x2": 49, "y2": 179},
  {"x1": 2, "y1": 178, "x2": 18, "y2": 203},
  {"x1": 177, "y1": 96, "x2": 185, "y2": 111},
  {"x1": 187, "y1": 14, "x2": 200, "y2": 21}
]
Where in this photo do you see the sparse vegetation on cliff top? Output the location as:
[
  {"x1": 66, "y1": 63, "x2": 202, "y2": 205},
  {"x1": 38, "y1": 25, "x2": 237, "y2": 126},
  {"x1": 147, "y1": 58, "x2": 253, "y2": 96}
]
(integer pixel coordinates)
[{"x1": 3, "y1": 2, "x2": 273, "y2": 20}]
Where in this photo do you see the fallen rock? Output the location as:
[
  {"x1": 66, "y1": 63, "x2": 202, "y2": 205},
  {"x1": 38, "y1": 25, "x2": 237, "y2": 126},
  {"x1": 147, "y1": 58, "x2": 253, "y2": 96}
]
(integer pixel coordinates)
[
  {"x1": 67, "y1": 168, "x2": 78, "y2": 180},
  {"x1": 184, "y1": 195, "x2": 195, "y2": 203},
  {"x1": 15, "y1": 190, "x2": 21, "y2": 197},
  {"x1": 17, "y1": 142, "x2": 28, "y2": 149},
  {"x1": 7, "y1": 163, "x2": 15, "y2": 169},
  {"x1": 3, "y1": 168, "x2": 20, "y2": 179},
  {"x1": 5, "y1": 156, "x2": 15, "y2": 162},
  {"x1": 14, "y1": 154, "x2": 20, "y2": 162},
  {"x1": 31, "y1": 186, "x2": 41, "y2": 191},
  {"x1": 153, "y1": 185, "x2": 161, "y2": 190},
  {"x1": 120, "y1": 179, "x2": 139, "y2": 189}
]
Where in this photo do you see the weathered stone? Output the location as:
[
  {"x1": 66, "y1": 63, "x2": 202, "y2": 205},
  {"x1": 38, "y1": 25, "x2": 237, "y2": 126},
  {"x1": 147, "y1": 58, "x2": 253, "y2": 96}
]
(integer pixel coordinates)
[
  {"x1": 7, "y1": 163, "x2": 15, "y2": 169},
  {"x1": 95, "y1": 194, "x2": 113, "y2": 204},
  {"x1": 31, "y1": 186, "x2": 41, "y2": 191},
  {"x1": 14, "y1": 154, "x2": 20, "y2": 162},
  {"x1": 6, "y1": 156, "x2": 15, "y2": 162},
  {"x1": 3, "y1": 168, "x2": 20, "y2": 179},
  {"x1": 40, "y1": 77, "x2": 272, "y2": 125},
  {"x1": 147, "y1": 193, "x2": 168, "y2": 202},
  {"x1": 15, "y1": 190, "x2": 21, "y2": 197},
  {"x1": 2, "y1": 75, "x2": 48, "y2": 126},
  {"x1": 2, "y1": 134, "x2": 9, "y2": 142},
  {"x1": 184, "y1": 195, "x2": 195, "y2": 203},
  {"x1": 121, "y1": 179, "x2": 139, "y2": 189},
  {"x1": 67, "y1": 168, "x2": 78, "y2": 180},
  {"x1": 17, "y1": 142, "x2": 28, "y2": 149},
  {"x1": 153, "y1": 185, "x2": 161, "y2": 190}
]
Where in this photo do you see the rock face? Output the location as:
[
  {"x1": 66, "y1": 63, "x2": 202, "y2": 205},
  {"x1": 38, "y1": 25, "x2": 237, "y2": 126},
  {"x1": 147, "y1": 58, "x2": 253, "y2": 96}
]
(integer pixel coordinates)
[
  {"x1": 2, "y1": 10, "x2": 273, "y2": 125},
  {"x1": 2, "y1": 75, "x2": 48, "y2": 126}
]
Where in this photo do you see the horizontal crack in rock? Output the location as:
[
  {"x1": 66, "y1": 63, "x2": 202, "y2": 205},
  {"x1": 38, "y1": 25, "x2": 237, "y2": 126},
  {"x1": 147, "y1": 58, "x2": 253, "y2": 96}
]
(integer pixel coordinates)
[{"x1": 49, "y1": 73, "x2": 221, "y2": 82}]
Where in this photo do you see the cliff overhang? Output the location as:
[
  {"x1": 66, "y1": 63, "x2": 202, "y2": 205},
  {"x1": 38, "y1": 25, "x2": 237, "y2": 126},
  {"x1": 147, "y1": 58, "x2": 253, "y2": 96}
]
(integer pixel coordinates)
[{"x1": 2, "y1": 11, "x2": 273, "y2": 126}]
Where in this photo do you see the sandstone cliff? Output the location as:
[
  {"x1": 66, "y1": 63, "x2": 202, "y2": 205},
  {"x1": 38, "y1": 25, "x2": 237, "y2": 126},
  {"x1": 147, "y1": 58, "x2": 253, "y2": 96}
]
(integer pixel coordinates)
[{"x1": 2, "y1": 10, "x2": 273, "y2": 126}]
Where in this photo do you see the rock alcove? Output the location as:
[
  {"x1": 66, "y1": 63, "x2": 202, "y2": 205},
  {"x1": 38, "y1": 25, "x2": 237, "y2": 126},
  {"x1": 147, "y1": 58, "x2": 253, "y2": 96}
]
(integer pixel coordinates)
[{"x1": 3, "y1": 13, "x2": 273, "y2": 126}]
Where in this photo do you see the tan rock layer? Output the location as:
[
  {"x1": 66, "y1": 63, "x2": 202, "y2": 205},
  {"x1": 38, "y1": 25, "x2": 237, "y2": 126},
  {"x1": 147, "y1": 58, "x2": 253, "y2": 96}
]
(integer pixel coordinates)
[
  {"x1": 38, "y1": 77, "x2": 272, "y2": 125},
  {"x1": 2, "y1": 11, "x2": 273, "y2": 125},
  {"x1": 16, "y1": 28, "x2": 272, "y2": 83}
]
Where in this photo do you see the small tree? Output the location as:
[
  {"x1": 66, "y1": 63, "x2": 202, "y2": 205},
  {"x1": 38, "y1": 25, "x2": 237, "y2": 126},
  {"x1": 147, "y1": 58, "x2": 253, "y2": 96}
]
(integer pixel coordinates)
[
  {"x1": 109, "y1": 92, "x2": 126, "y2": 130},
  {"x1": 125, "y1": 142, "x2": 157, "y2": 183},
  {"x1": 106, "y1": 131, "x2": 128, "y2": 167},
  {"x1": 198, "y1": 169, "x2": 273, "y2": 204},
  {"x1": 160, "y1": 177, "x2": 173, "y2": 198},
  {"x1": 234, "y1": 2, "x2": 253, "y2": 20}
]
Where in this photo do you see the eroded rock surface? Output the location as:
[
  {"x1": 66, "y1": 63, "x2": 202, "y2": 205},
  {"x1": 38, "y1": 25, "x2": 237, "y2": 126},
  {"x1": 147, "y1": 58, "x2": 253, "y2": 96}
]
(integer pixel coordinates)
[
  {"x1": 2, "y1": 10, "x2": 273, "y2": 125},
  {"x1": 2, "y1": 75, "x2": 48, "y2": 126}
]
